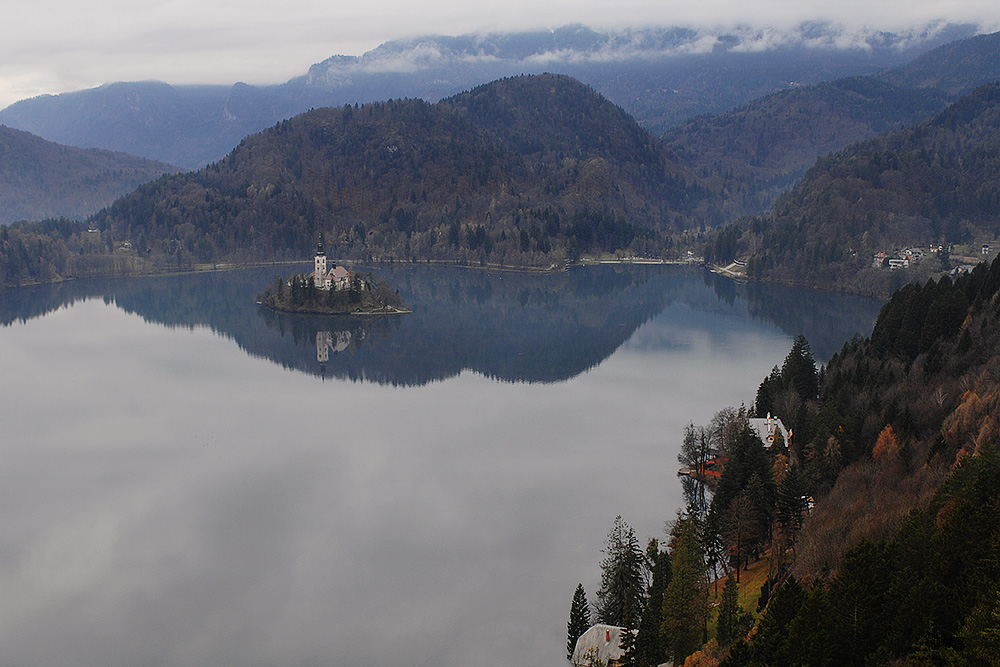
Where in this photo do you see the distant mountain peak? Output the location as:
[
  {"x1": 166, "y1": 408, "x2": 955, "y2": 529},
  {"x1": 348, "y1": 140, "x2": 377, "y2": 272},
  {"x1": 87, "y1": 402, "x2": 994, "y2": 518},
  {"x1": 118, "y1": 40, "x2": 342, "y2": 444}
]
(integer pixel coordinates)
[
  {"x1": 302, "y1": 22, "x2": 982, "y2": 86},
  {"x1": 0, "y1": 22, "x2": 983, "y2": 169}
]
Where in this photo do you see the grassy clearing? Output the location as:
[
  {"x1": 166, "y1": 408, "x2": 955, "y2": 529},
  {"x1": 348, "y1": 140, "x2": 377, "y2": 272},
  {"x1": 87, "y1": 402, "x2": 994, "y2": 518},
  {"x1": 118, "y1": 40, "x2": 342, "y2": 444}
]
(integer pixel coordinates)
[{"x1": 706, "y1": 555, "x2": 773, "y2": 641}]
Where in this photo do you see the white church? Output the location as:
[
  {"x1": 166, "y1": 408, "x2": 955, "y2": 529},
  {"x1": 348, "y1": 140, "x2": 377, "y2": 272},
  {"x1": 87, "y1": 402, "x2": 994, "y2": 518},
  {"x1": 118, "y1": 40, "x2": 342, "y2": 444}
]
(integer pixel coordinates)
[{"x1": 313, "y1": 237, "x2": 356, "y2": 291}]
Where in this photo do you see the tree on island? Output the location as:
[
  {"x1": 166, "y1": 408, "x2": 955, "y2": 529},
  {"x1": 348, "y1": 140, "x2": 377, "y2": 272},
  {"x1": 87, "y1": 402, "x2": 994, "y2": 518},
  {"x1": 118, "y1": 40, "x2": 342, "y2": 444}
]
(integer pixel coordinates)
[{"x1": 256, "y1": 270, "x2": 404, "y2": 314}]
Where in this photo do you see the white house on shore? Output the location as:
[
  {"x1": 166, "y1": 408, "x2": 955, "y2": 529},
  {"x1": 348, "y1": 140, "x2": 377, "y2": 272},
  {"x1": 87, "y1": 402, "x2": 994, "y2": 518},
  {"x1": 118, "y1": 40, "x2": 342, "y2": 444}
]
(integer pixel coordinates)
[{"x1": 571, "y1": 624, "x2": 635, "y2": 667}]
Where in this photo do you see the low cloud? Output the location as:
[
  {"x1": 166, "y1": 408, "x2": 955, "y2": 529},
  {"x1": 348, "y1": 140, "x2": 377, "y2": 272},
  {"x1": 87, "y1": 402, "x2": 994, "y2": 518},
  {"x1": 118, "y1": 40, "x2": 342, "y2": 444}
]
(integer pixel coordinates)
[{"x1": 1, "y1": 0, "x2": 998, "y2": 108}]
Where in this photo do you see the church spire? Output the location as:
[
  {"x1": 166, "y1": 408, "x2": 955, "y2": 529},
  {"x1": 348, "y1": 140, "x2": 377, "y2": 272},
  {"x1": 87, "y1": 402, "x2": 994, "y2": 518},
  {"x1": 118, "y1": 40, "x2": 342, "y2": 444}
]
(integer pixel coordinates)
[{"x1": 316, "y1": 234, "x2": 326, "y2": 257}]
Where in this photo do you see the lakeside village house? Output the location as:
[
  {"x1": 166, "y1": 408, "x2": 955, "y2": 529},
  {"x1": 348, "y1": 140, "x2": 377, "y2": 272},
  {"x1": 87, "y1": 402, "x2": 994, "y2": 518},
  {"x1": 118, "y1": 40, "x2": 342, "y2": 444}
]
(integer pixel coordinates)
[{"x1": 679, "y1": 413, "x2": 791, "y2": 484}]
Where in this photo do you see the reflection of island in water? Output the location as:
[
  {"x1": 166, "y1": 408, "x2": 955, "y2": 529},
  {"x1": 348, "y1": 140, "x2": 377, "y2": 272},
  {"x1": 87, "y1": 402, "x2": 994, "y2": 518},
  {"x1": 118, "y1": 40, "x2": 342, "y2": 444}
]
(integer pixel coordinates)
[
  {"x1": 0, "y1": 264, "x2": 884, "y2": 385},
  {"x1": 317, "y1": 330, "x2": 353, "y2": 361}
]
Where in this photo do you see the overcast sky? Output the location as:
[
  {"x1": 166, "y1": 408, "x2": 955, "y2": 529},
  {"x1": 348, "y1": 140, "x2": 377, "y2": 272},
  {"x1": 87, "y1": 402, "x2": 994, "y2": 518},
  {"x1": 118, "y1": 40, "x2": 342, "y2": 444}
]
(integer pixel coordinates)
[{"x1": 1, "y1": 0, "x2": 997, "y2": 109}]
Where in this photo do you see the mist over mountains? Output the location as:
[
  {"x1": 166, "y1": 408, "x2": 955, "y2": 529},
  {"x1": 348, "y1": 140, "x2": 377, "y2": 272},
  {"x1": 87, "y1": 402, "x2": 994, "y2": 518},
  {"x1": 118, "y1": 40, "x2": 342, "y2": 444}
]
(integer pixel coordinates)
[{"x1": 0, "y1": 22, "x2": 979, "y2": 169}]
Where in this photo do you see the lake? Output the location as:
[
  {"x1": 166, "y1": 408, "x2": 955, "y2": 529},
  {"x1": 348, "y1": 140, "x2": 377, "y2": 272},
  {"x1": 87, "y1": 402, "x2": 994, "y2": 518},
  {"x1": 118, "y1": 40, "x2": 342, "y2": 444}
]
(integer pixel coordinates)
[{"x1": 0, "y1": 264, "x2": 881, "y2": 666}]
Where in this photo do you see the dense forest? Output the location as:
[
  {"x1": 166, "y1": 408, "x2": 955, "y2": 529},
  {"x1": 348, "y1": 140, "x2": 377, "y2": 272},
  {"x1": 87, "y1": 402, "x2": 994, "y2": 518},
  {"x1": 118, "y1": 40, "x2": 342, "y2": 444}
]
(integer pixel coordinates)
[
  {"x1": 663, "y1": 77, "x2": 951, "y2": 221},
  {"x1": 0, "y1": 125, "x2": 178, "y2": 224},
  {"x1": 729, "y1": 82, "x2": 1000, "y2": 296},
  {"x1": 88, "y1": 74, "x2": 706, "y2": 267},
  {"x1": 570, "y1": 254, "x2": 1000, "y2": 666},
  {"x1": 0, "y1": 74, "x2": 715, "y2": 289}
]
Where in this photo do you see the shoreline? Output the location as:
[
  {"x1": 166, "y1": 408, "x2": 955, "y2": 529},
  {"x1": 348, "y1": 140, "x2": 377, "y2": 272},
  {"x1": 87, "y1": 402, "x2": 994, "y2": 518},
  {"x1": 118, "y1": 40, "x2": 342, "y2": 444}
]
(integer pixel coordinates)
[
  {"x1": 2, "y1": 255, "x2": 706, "y2": 290},
  {"x1": 259, "y1": 302, "x2": 412, "y2": 316}
]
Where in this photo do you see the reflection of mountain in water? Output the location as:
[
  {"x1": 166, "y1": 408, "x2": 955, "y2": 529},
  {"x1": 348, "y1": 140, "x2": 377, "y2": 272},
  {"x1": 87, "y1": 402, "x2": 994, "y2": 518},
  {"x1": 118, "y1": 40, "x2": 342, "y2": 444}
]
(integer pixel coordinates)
[
  {"x1": 702, "y1": 273, "x2": 885, "y2": 361},
  {"x1": 250, "y1": 264, "x2": 687, "y2": 384},
  {"x1": 0, "y1": 264, "x2": 884, "y2": 384}
]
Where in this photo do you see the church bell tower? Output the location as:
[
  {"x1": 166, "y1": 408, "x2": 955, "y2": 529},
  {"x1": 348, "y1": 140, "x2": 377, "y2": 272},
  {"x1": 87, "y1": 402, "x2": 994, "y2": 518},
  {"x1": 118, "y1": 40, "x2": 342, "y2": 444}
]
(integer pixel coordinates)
[{"x1": 314, "y1": 236, "x2": 327, "y2": 287}]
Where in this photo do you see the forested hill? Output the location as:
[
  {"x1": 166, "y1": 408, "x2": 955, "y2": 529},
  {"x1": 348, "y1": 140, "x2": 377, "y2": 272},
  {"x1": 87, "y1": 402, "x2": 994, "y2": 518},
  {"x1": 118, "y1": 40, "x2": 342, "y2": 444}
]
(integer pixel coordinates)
[
  {"x1": 735, "y1": 82, "x2": 1000, "y2": 296},
  {"x1": 708, "y1": 249, "x2": 1000, "y2": 667},
  {"x1": 877, "y1": 29, "x2": 1000, "y2": 96},
  {"x1": 442, "y1": 75, "x2": 676, "y2": 170},
  {"x1": 661, "y1": 29, "x2": 999, "y2": 224},
  {"x1": 664, "y1": 77, "x2": 951, "y2": 221},
  {"x1": 0, "y1": 125, "x2": 178, "y2": 224},
  {"x1": 82, "y1": 74, "x2": 703, "y2": 273}
]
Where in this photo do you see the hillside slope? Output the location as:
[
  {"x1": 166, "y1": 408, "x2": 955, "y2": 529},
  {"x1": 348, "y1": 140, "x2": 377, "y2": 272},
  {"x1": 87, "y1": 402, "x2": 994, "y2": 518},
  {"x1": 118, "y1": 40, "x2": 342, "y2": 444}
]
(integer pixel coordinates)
[
  {"x1": 662, "y1": 29, "x2": 999, "y2": 223},
  {"x1": 719, "y1": 254, "x2": 1000, "y2": 667},
  {"x1": 877, "y1": 29, "x2": 1000, "y2": 96},
  {"x1": 664, "y1": 77, "x2": 951, "y2": 221},
  {"x1": 738, "y1": 82, "x2": 1000, "y2": 295},
  {"x1": 0, "y1": 125, "x2": 178, "y2": 224}
]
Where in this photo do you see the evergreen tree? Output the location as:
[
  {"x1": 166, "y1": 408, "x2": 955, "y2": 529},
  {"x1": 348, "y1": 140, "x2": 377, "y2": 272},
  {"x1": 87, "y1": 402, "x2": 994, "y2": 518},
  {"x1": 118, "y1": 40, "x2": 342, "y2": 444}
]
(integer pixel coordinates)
[
  {"x1": 596, "y1": 516, "x2": 647, "y2": 629},
  {"x1": 723, "y1": 492, "x2": 760, "y2": 580},
  {"x1": 716, "y1": 575, "x2": 741, "y2": 647},
  {"x1": 702, "y1": 505, "x2": 727, "y2": 596},
  {"x1": 662, "y1": 515, "x2": 708, "y2": 665},
  {"x1": 634, "y1": 539, "x2": 671, "y2": 667},
  {"x1": 755, "y1": 366, "x2": 782, "y2": 417},
  {"x1": 568, "y1": 583, "x2": 591, "y2": 660},
  {"x1": 748, "y1": 577, "x2": 808, "y2": 664},
  {"x1": 781, "y1": 334, "x2": 818, "y2": 401},
  {"x1": 618, "y1": 624, "x2": 638, "y2": 667},
  {"x1": 775, "y1": 464, "x2": 809, "y2": 543}
]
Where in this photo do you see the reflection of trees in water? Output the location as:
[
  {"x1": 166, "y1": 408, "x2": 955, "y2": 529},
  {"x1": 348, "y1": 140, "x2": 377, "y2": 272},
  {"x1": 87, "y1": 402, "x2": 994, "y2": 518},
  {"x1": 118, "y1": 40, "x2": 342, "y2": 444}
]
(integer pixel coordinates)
[
  {"x1": 701, "y1": 272, "x2": 883, "y2": 361},
  {"x1": 681, "y1": 475, "x2": 710, "y2": 520},
  {"x1": 1, "y1": 263, "x2": 885, "y2": 383},
  {"x1": 255, "y1": 263, "x2": 681, "y2": 385},
  {"x1": 0, "y1": 277, "x2": 122, "y2": 327}
]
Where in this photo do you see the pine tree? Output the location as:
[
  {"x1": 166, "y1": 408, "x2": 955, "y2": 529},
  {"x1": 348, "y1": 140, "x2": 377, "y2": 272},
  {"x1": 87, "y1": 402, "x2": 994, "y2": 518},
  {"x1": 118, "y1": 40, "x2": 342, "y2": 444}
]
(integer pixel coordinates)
[
  {"x1": 596, "y1": 516, "x2": 647, "y2": 629},
  {"x1": 781, "y1": 334, "x2": 818, "y2": 401},
  {"x1": 717, "y1": 575, "x2": 740, "y2": 646},
  {"x1": 568, "y1": 583, "x2": 591, "y2": 660},
  {"x1": 776, "y1": 464, "x2": 809, "y2": 542},
  {"x1": 635, "y1": 539, "x2": 671, "y2": 667},
  {"x1": 661, "y1": 515, "x2": 708, "y2": 665},
  {"x1": 618, "y1": 624, "x2": 638, "y2": 667}
]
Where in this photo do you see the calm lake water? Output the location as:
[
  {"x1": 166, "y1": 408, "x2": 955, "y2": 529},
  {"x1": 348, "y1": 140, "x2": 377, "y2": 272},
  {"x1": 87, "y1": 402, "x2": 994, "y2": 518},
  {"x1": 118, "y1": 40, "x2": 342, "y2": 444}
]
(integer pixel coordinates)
[{"x1": 0, "y1": 264, "x2": 881, "y2": 666}]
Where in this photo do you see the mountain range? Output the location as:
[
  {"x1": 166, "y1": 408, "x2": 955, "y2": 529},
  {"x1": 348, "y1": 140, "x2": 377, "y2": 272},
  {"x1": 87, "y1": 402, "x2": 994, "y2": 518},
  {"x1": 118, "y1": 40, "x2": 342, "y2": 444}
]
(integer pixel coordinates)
[
  {"x1": 665, "y1": 30, "x2": 1000, "y2": 221},
  {"x1": 1, "y1": 25, "x2": 999, "y2": 297},
  {"x1": 0, "y1": 23, "x2": 979, "y2": 169}
]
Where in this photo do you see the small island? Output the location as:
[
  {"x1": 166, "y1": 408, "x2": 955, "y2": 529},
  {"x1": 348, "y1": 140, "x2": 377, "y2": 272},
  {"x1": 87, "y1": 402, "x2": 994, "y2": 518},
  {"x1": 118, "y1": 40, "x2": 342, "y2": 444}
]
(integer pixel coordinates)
[{"x1": 256, "y1": 240, "x2": 408, "y2": 315}]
